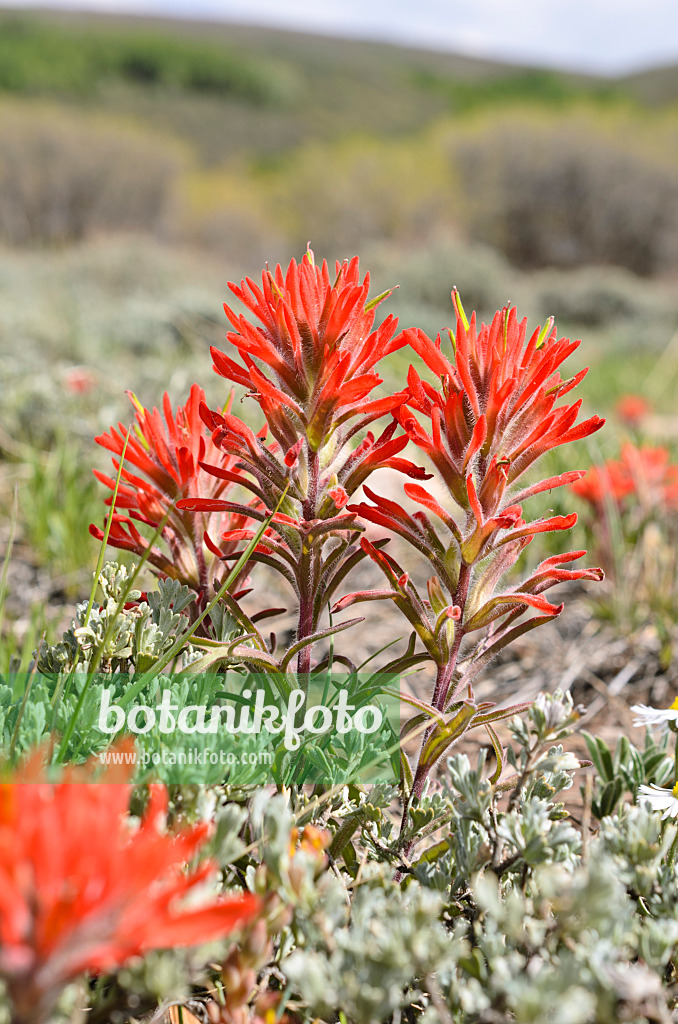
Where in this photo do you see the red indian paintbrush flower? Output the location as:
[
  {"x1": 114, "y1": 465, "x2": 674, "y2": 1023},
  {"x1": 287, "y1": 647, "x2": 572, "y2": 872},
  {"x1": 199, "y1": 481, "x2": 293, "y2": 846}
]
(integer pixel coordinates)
[
  {"x1": 349, "y1": 298, "x2": 604, "y2": 642},
  {"x1": 203, "y1": 250, "x2": 426, "y2": 508},
  {"x1": 91, "y1": 385, "x2": 256, "y2": 595},
  {"x1": 179, "y1": 251, "x2": 429, "y2": 675},
  {"x1": 399, "y1": 295, "x2": 604, "y2": 514},
  {"x1": 341, "y1": 293, "x2": 604, "y2": 813},
  {"x1": 0, "y1": 759, "x2": 258, "y2": 1024},
  {"x1": 211, "y1": 249, "x2": 408, "y2": 451}
]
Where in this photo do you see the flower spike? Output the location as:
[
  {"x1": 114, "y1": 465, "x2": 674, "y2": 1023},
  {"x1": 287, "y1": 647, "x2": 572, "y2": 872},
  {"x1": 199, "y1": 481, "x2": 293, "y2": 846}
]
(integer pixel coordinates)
[
  {"x1": 92, "y1": 385, "x2": 257, "y2": 596},
  {"x1": 179, "y1": 251, "x2": 428, "y2": 676},
  {"x1": 352, "y1": 292, "x2": 605, "y2": 823}
]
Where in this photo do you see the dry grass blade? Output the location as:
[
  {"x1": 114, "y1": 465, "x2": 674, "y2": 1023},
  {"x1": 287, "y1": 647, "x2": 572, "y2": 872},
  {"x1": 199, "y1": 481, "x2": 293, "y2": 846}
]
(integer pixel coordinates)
[{"x1": 167, "y1": 1005, "x2": 203, "y2": 1024}]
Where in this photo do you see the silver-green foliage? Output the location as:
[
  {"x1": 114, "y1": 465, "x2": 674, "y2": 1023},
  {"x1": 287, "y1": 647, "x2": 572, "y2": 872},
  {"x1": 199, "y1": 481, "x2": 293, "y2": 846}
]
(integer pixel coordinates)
[{"x1": 281, "y1": 693, "x2": 678, "y2": 1023}]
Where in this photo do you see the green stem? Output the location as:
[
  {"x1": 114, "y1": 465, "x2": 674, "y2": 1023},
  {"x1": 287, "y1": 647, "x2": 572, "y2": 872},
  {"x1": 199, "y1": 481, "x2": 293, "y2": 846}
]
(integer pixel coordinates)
[
  {"x1": 0, "y1": 485, "x2": 18, "y2": 647},
  {"x1": 668, "y1": 825, "x2": 678, "y2": 872},
  {"x1": 397, "y1": 563, "x2": 472, "y2": 866},
  {"x1": 83, "y1": 429, "x2": 131, "y2": 628},
  {"x1": 8, "y1": 654, "x2": 40, "y2": 762}
]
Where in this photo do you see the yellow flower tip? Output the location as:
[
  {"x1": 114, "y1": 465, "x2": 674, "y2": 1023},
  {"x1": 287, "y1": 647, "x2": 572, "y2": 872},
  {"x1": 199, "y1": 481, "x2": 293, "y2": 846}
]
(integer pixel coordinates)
[
  {"x1": 451, "y1": 287, "x2": 470, "y2": 331},
  {"x1": 670, "y1": 697, "x2": 678, "y2": 712},
  {"x1": 671, "y1": 782, "x2": 678, "y2": 798},
  {"x1": 126, "y1": 390, "x2": 145, "y2": 416}
]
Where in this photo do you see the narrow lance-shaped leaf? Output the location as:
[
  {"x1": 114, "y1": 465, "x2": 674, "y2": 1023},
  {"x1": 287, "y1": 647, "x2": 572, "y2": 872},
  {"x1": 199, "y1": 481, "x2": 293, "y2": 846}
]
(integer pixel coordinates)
[{"x1": 419, "y1": 701, "x2": 477, "y2": 771}]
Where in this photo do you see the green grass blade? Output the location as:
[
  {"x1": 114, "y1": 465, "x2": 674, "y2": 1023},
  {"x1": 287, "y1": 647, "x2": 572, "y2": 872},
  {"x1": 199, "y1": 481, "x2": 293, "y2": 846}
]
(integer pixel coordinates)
[
  {"x1": 82, "y1": 428, "x2": 131, "y2": 628},
  {"x1": 0, "y1": 485, "x2": 18, "y2": 647}
]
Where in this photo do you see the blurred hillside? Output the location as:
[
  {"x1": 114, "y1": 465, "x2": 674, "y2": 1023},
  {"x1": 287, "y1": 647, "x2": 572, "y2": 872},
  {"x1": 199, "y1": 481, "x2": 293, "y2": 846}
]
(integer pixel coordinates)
[
  {"x1": 0, "y1": 10, "x2": 677, "y2": 274},
  {"x1": 2, "y1": 10, "x2": 678, "y2": 430},
  {"x1": 0, "y1": 11, "x2": 613, "y2": 157}
]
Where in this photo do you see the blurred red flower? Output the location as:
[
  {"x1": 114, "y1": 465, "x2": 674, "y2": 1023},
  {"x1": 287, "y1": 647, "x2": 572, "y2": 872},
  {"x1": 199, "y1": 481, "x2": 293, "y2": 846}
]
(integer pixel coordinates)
[
  {"x1": 65, "y1": 367, "x2": 97, "y2": 395},
  {"x1": 0, "y1": 758, "x2": 258, "y2": 1024},
  {"x1": 570, "y1": 459, "x2": 635, "y2": 508},
  {"x1": 615, "y1": 393, "x2": 651, "y2": 425},
  {"x1": 572, "y1": 443, "x2": 678, "y2": 511}
]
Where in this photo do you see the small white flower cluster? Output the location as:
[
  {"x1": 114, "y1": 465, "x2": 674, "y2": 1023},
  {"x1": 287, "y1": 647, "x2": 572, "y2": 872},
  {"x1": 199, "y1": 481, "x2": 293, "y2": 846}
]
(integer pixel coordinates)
[
  {"x1": 637, "y1": 782, "x2": 678, "y2": 819},
  {"x1": 631, "y1": 701, "x2": 678, "y2": 729},
  {"x1": 632, "y1": 699, "x2": 678, "y2": 819}
]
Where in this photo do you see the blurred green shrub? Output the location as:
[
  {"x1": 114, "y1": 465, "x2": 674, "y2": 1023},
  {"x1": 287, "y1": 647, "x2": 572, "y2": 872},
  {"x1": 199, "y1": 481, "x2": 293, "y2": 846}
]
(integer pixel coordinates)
[
  {"x1": 532, "y1": 265, "x2": 657, "y2": 326},
  {"x1": 1, "y1": 13, "x2": 678, "y2": 284},
  {"x1": 265, "y1": 135, "x2": 454, "y2": 255},
  {"x1": 0, "y1": 104, "x2": 181, "y2": 244},
  {"x1": 0, "y1": 16, "x2": 298, "y2": 104},
  {"x1": 448, "y1": 111, "x2": 678, "y2": 275},
  {"x1": 366, "y1": 235, "x2": 515, "y2": 329},
  {"x1": 180, "y1": 108, "x2": 678, "y2": 280},
  {"x1": 413, "y1": 66, "x2": 622, "y2": 114}
]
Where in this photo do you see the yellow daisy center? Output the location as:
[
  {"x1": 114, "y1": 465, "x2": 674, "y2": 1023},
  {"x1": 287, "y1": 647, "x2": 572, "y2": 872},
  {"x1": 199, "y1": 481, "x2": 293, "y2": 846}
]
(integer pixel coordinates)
[
  {"x1": 672, "y1": 782, "x2": 678, "y2": 798},
  {"x1": 670, "y1": 698, "x2": 678, "y2": 712}
]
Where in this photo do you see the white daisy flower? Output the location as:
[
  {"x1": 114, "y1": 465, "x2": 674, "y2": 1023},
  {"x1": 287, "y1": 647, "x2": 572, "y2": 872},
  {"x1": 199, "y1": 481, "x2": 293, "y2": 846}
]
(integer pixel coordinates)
[
  {"x1": 631, "y1": 699, "x2": 678, "y2": 728},
  {"x1": 637, "y1": 782, "x2": 678, "y2": 819}
]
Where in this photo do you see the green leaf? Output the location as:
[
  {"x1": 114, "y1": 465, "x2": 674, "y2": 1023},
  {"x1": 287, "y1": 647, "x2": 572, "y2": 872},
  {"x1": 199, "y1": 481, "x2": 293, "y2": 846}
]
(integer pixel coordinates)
[
  {"x1": 118, "y1": 484, "x2": 291, "y2": 708},
  {"x1": 597, "y1": 776, "x2": 623, "y2": 818},
  {"x1": 471, "y1": 700, "x2": 533, "y2": 726},
  {"x1": 400, "y1": 748, "x2": 414, "y2": 800},
  {"x1": 414, "y1": 838, "x2": 450, "y2": 866},
  {"x1": 420, "y1": 702, "x2": 476, "y2": 770},
  {"x1": 599, "y1": 738, "x2": 615, "y2": 781},
  {"x1": 364, "y1": 286, "x2": 396, "y2": 312},
  {"x1": 484, "y1": 722, "x2": 504, "y2": 785},
  {"x1": 280, "y1": 617, "x2": 363, "y2": 672},
  {"x1": 383, "y1": 687, "x2": 444, "y2": 722}
]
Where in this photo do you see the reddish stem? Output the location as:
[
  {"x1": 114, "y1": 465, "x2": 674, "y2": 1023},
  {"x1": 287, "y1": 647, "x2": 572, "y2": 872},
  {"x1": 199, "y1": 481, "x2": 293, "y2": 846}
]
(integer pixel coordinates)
[
  {"x1": 398, "y1": 562, "x2": 472, "y2": 862},
  {"x1": 296, "y1": 446, "x2": 320, "y2": 680}
]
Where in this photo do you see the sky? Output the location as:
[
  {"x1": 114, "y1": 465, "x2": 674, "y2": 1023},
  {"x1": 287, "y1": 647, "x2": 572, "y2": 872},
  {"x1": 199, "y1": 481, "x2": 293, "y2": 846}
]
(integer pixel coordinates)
[{"x1": 2, "y1": 0, "x2": 678, "y2": 75}]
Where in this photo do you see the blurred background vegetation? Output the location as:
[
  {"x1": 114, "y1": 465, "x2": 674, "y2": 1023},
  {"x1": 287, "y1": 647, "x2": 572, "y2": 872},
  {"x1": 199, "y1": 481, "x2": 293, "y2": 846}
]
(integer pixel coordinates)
[{"x1": 1, "y1": 8, "x2": 678, "y2": 640}]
